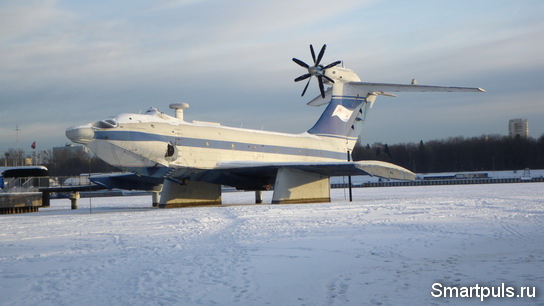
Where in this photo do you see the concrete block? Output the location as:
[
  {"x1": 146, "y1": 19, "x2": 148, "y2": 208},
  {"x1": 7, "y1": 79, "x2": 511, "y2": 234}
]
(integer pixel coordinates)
[
  {"x1": 159, "y1": 180, "x2": 221, "y2": 208},
  {"x1": 272, "y1": 168, "x2": 330, "y2": 204},
  {"x1": 0, "y1": 193, "x2": 42, "y2": 214}
]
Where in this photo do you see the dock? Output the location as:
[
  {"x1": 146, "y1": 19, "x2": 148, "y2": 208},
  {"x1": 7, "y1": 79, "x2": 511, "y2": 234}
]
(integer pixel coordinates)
[{"x1": 0, "y1": 192, "x2": 43, "y2": 214}]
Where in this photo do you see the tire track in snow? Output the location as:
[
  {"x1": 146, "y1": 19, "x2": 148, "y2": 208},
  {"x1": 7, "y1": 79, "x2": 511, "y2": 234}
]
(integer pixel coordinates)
[{"x1": 493, "y1": 215, "x2": 528, "y2": 241}]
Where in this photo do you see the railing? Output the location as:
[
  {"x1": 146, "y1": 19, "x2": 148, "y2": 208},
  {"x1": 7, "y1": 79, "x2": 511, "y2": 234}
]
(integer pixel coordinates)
[
  {"x1": 1, "y1": 176, "x2": 92, "y2": 193},
  {"x1": 2, "y1": 177, "x2": 49, "y2": 193}
]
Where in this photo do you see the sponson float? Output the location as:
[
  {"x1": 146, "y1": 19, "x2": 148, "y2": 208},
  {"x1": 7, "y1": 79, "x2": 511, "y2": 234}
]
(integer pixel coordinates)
[{"x1": 66, "y1": 44, "x2": 484, "y2": 207}]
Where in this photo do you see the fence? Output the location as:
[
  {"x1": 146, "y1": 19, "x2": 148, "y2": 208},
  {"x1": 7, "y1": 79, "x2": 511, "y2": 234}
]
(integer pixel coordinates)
[
  {"x1": 331, "y1": 176, "x2": 544, "y2": 188},
  {"x1": 4, "y1": 175, "x2": 544, "y2": 194},
  {"x1": 1, "y1": 176, "x2": 92, "y2": 193}
]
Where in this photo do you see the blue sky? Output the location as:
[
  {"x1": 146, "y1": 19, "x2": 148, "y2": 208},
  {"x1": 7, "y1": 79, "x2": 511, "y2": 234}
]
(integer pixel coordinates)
[{"x1": 1, "y1": 0, "x2": 543, "y2": 154}]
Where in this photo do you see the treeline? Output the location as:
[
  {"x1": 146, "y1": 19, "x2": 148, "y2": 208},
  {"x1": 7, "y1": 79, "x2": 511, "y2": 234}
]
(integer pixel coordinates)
[
  {"x1": 1, "y1": 147, "x2": 118, "y2": 176},
  {"x1": 45, "y1": 150, "x2": 118, "y2": 176},
  {"x1": 352, "y1": 134, "x2": 544, "y2": 173}
]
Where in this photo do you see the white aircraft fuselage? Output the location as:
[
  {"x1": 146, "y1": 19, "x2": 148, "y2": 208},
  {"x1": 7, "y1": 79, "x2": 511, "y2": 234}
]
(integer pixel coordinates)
[{"x1": 69, "y1": 107, "x2": 352, "y2": 178}]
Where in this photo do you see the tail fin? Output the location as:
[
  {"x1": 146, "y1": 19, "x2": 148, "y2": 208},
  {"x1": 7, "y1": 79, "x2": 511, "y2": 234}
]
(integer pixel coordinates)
[{"x1": 307, "y1": 89, "x2": 372, "y2": 150}]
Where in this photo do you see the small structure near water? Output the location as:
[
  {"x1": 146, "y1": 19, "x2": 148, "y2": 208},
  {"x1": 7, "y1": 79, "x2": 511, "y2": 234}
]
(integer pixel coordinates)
[
  {"x1": 0, "y1": 166, "x2": 49, "y2": 214},
  {"x1": 0, "y1": 192, "x2": 43, "y2": 214}
]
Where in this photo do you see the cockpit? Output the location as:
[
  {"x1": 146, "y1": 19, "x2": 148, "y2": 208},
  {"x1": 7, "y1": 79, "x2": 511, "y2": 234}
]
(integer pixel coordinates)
[
  {"x1": 88, "y1": 107, "x2": 182, "y2": 132},
  {"x1": 92, "y1": 119, "x2": 118, "y2": 129}
]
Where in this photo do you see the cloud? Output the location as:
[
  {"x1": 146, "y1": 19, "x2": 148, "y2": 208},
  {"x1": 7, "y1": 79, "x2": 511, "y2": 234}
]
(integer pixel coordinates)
[
  {"x1": 0, "y1": 0, "x2": 543, "y2": 154},
  {"x1": 0, "y1": 0, "x2": 70, "y2": 41}
]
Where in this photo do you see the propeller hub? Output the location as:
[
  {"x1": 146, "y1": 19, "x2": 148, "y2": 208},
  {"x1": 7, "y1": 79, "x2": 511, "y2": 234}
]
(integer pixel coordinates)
[{"x1": 308, "y1": 66, "x2": 323, "y2": 76}]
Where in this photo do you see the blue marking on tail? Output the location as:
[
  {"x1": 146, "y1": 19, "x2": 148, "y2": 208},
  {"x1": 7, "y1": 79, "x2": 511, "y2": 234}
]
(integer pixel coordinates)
[{"x1": 307, "y1": 95, "x2": 367, "y2": 139}]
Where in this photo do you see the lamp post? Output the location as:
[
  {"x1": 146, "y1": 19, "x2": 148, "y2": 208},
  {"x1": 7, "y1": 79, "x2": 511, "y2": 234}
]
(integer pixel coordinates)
[{"x1": 15, "y1": 125, "x2": 21, "y2": 166}]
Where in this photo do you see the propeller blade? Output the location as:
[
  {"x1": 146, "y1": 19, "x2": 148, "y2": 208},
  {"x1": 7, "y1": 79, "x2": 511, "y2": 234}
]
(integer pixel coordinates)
[
  {"x1": 295, "y1": 73, "x2": 312, "y2": 82},
  {"x1": 317, "y1": 76, "x2": 325, "y2": 98},
  {"x1": 316, "y1": 44, "x2": 326, "y2": 65},
  {"x1": 302, "y1": 77, "x2": 311, "y2": 96},
  {"x1": 323, "y1": 60, "x2": 342, "y2": 70},
  {"x1": 292, "y1": 58, "x2": 309, "y2": 69},
  {"x1": 310, "y1": 44, "x2": 316, "y2": 64},
  {"x1": 323, "y1": 75, "x2": 335, "y2": 84}
]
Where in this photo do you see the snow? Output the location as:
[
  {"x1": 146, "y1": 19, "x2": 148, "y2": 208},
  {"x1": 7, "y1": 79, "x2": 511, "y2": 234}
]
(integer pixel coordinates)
[{"x1": 1, "y1": 183, "x2": 543, "y2": 305}]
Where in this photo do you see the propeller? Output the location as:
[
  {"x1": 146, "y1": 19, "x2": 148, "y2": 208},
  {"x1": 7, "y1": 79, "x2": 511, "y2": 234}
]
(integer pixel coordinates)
[{"x1": 292, "y1": 44, "x2": 342, "y2": 98}]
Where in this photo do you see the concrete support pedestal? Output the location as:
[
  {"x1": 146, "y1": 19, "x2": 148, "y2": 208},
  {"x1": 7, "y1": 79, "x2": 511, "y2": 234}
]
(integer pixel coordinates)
[
  {"x1": 255, "y1": 190, "x2": 263, "y2": 204},
  {"x1": 151, "y1": 191, "x2": 160, "y2": 207},
  {"x1": 159, "y1": 180, "x2": 221, "y2": 208},
  {"x1": 41, "y1": 192, "x2": 50, "y2": 207},
  {"x1": 69, "y1": 192, "x2": 80, "y2": 210},
  {"x1": 272, "y1": 168, "x2": 330, "y2": 204}
]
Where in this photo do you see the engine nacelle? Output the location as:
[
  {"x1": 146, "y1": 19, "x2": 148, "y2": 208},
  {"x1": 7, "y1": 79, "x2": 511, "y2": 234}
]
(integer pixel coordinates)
[{"x1": 324, "y1": 66, "x2": 361, "y2": 84}]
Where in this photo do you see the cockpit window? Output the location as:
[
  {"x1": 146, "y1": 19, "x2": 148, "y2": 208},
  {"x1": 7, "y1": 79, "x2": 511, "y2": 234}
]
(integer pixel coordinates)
[{"x1": 93, "y1": 119, "x2": 118, "y2": 129}]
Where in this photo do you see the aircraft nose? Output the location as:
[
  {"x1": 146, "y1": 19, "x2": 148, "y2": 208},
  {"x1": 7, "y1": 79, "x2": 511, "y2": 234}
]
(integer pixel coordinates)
[{"x1": 66, "y1": 124, "x2": 95, "y2": 144}]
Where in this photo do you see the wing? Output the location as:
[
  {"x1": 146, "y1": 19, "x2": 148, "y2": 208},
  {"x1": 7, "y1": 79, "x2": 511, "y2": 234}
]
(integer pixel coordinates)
[
  {"x1": 41, "y1": 161, "x2": 413, "y2": 194},
  {"x1": 187, "y1": 160, "x2": 415, "y2": 190}
]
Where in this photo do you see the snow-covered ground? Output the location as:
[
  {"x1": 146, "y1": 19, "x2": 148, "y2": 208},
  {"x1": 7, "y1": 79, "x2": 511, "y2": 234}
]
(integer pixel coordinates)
[{"x1": 1, "y1": 183, "x2": 543, "y2": 305}]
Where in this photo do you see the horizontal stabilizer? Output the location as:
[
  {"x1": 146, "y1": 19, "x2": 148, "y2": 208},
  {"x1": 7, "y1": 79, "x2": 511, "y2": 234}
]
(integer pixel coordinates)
[
  {"x1": 346, "y1": 82, "x2": 485, "y2": 96},
  {"x1": 306, "y1": 82, "x2": 483, "y2": 107},
  {"x1": 307, "y1": 87, "x2": 332, "y2": 106}
]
